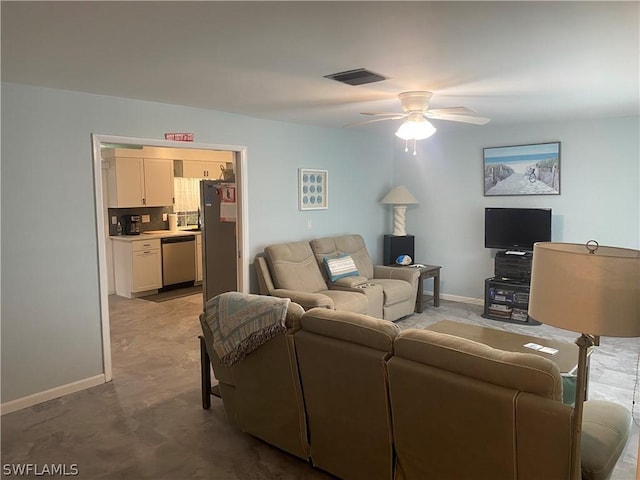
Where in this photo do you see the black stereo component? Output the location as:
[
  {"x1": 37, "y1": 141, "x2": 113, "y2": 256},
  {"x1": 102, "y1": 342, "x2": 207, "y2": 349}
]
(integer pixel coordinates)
[
  {"x1": 494, "y1": 251, "x2": 533, "y2": 281},
  {"x1": 383, "y1": 234, "x2": 415, "y2": 266}
]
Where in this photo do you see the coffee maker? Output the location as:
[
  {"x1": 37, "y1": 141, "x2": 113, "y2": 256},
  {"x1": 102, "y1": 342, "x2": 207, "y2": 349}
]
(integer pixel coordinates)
[{"x1": 121, "y1": 215, "x2": 141, "y2": 235}]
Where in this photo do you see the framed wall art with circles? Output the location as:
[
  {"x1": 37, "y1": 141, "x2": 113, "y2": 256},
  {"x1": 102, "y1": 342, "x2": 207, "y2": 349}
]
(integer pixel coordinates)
[{"x1": 298, "y1": 168, "x2": 328, "y2": 210}]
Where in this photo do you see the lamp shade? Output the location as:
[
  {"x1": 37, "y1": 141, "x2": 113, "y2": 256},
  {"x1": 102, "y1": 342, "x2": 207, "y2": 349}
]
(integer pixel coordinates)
[
  {"x1": 380, "y1": 185, "x2": 418, "y2": 205},
  {"x1": 395, "y1": 117, "x2": 436, "y2": 140},
  {"x1": 529, "y1": 242, "x2": 640, "y2": 337}
]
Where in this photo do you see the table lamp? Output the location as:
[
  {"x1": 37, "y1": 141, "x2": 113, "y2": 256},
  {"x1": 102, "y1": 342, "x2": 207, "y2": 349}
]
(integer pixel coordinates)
[
  {"x1": 528, "y1": 241, "x2": 639, "y2": 480},
  {"x1": 380, "y1": 185, "x2": 418, "y2": 236}
]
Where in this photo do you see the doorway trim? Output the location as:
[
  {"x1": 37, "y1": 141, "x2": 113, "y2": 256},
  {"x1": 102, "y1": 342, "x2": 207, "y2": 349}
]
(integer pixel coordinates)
[{"x1": 91, "y1": 134, "x2": 249, "y2": 382}]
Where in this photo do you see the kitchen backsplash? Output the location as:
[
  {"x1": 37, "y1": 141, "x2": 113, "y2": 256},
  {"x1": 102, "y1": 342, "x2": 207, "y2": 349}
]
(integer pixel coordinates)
[{"x1": 108, "y1": 206, "x2": 174, "y2": 236}]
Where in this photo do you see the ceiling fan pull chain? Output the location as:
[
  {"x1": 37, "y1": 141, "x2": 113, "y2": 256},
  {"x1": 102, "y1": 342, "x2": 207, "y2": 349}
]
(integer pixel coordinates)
[
  {"x1": 404, "y1": 139, "x2": 409, "y2": 153},
  {"x1": 413, "y1": 139, "x2": 417, "y2": 156}
]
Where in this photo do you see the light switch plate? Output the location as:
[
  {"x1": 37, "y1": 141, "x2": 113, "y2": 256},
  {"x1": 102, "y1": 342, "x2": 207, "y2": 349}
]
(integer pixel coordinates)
[{"x1": 141, "y1": 215, "x2": 151, "y2": 223}]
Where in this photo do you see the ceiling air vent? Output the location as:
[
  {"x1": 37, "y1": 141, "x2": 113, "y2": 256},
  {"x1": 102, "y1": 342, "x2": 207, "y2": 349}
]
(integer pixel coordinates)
[{"x1": 324, "y1": 68, "x2": 387, "y2": 86}]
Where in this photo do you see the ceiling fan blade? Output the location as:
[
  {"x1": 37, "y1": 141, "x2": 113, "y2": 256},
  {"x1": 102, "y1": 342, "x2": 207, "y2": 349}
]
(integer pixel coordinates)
[
  {"x1": 360, "y1": 112, "x2": 406, "y2": 117},
  {"x1": 426, "y1": 107, "x2": 476, "y2": 115},
  {"x1": 343, "y1": 115, "x2": 407, "y2": 128},
  {"x1": 427, "y1": 113, "x2": 491, "y2": 125}
]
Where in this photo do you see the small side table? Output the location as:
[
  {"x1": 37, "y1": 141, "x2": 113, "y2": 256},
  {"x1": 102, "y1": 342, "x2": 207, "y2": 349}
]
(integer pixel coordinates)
[{"x1": 412, "y1": 264, "x2": 441, "y2": 313}]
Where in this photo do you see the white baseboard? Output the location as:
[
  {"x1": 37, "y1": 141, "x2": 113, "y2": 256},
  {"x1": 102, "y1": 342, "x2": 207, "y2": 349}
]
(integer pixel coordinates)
[
  {"x1": 442, "y1": 293, "x2": 484, "y2": 306},
  {"x1": 424, "y1": 291, "x2": 484, "y2": 306},
  {"x1": 0, "y1": 374, "x2": 106, "y2": 415}
]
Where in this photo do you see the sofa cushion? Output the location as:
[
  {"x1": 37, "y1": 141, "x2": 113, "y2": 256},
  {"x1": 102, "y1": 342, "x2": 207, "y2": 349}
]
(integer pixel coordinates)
[
  {"x1": 265, "y1": 242, "x2": 328, "y2": 293},
  {"x1": 311, "y1": 235, "x2": 374, "y2": 279},
  {"x1": 322, "y1": 289, "x2": 369, "y2": 314},
  {"x1": 301, "y1": 307, "x2": 400, "y2": 350},
  {"x1": 323, "y1": 254, "x2": 359, "y2": 282},
  {"x1": 394, "y1": 329, "x2": 563, "y2": 401},
  {"x1": 581, "y1": 400, "x2": 632, "y2": 480}
]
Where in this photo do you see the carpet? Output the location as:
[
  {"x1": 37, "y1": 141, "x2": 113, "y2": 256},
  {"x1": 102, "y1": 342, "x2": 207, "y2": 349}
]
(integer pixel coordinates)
[{"x1": 142, "y1": 285, "x2": 203, "y2": 303}]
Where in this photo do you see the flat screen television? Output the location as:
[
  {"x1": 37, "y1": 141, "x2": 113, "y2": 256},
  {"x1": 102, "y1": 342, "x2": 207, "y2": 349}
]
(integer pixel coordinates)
[{"x1": 484, "y1": 207, "x2": 551, "y2": 251}]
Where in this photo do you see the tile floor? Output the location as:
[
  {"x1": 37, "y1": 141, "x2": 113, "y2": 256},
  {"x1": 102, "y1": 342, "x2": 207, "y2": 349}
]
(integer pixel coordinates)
[{"x1": 1, "y1": 293, "x2": 637, "y2": 479}]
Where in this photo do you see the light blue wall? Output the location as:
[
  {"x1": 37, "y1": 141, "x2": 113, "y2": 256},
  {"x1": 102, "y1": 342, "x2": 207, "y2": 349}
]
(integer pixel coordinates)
[
  {"x1": 1, "y1": 82, "x2": 393, "y2": 403},
  {"x1": 3, "y1": 81, "x2": 638, "y2": 404},
  {"x1": 394, "y1": 116, "x2": 640, "y2": 300}
]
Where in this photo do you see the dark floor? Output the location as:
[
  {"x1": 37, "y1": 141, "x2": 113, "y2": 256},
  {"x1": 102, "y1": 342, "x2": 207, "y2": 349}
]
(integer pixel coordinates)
[{"x1": 1, "y1": 293, "x2": 637, "y2": 479}]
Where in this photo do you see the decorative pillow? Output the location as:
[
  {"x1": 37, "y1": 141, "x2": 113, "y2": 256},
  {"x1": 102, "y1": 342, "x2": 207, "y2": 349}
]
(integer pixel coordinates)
[{"x1": 323, "y1": 254, "x2": 359, "y2": 282}]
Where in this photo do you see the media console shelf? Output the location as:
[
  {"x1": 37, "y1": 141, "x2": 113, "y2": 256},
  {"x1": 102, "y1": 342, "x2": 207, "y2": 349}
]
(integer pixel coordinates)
[
  {"x1": 482, "y1": 250, "x2": 540, "y2": 325},
  {"x1": 483, "y1": 277, "x2": 540, "y2": 325}
]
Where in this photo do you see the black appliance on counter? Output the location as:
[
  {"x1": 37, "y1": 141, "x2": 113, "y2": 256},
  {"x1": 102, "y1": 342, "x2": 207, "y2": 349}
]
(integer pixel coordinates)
[{"x1": 121, "y1": 215, "x2": 141, "y2": 235}]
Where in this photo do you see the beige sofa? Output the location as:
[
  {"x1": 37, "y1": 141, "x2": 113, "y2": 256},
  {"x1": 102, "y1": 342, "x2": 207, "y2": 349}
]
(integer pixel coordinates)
[
  {"x1": 387, "y1": 329, "x2": 631, "y2": 480},
  {"x1": 200, "y1": 298, "x2": 631, "y2": 480},
  {"x1": 255, "y1": 234, "x2": 419, "y2": 321}
]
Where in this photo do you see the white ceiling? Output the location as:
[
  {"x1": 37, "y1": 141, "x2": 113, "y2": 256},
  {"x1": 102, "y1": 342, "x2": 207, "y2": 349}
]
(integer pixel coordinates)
[{"x1": 2, "y1": 1, "x2": 638, "y2": 135}]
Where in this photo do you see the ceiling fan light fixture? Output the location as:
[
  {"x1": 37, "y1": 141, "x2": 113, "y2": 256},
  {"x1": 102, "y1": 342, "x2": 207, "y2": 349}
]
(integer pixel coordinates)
[{"x1": 395, "y1": 117, "x2": 436, "y2": 140}]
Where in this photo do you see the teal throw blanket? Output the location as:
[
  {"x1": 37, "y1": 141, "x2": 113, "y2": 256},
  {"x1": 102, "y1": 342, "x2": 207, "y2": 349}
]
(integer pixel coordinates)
[{"x1": 204, "y1": 292, "x2": 290, "y2": 366}]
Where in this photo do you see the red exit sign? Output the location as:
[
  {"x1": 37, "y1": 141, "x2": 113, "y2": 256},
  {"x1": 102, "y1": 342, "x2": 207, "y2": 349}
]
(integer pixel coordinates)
[{"x1": 164, "y1": 132, "x2": 194, "y2": 142}]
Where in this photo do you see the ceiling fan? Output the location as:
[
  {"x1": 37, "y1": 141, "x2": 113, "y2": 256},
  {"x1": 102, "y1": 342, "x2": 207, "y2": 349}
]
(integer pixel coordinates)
[{"x1": 346, "y1": 91, "x2": 490, "y2": 154}]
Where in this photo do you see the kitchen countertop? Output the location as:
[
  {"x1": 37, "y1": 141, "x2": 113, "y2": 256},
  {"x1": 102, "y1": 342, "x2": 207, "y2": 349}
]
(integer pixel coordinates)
[{"x1": 110, "y1": 229, "x2": 201, "y2": 242}]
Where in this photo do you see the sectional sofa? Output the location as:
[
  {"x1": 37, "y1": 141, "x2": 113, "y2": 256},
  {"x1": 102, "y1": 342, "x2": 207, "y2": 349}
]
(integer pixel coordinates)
[
  {"x1": 199, "y1": 298, "x2": 631, "y2": 480},
  {"x1": 254, "y1": 234, "x2": 420, "y2": 321}
]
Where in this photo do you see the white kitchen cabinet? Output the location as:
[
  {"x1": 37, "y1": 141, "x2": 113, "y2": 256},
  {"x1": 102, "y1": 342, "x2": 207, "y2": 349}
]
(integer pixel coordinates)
[
  {"x1": 179, "y1": 160, "x2": 227, "y2": 179},
  {"x1": 143, "y1": 158, "x2": 174, "y2": 206},
  {"x1": 105, "y1": 155, "x2": 174, "y2": 207},
  {"x1": 195, "y1": 234, "x2": 203, "y2": 283},
  {"x1": 106, "y1": 157, "x2": 145, "y2": 207},
  {"x1": 113, "y1": 238, "x2": 162, "y2": 298}
]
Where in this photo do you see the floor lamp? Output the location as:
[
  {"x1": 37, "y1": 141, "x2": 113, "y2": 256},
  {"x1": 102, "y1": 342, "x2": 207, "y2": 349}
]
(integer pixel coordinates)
[{"x1": 528, "y1": 241, "x2": 639, "y2": 480}]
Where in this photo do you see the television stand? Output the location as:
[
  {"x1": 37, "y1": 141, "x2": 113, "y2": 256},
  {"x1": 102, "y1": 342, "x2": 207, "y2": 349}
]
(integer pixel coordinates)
[{"x1": 482, "y1": 277, "x2": 540, "y2": 326}]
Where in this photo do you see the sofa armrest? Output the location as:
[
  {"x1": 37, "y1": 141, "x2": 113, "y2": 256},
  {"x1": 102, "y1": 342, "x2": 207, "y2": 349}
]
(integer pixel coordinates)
[
  {"x1": 373, "y1": 265, "x2": 420, "y2": 284},
  {"x1": 270, "y1": 289, "x2": 335, "y2": 310}
]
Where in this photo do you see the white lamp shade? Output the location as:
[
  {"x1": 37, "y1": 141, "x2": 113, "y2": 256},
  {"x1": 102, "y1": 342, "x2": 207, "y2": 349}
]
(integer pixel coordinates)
[
  {"x1": 395, "y1": 118, "x2": 436, "y2": 140},
  {"x1": 380, "y1": 185, "x2": 418, "y2": 205},
  {"x1": 529, "y1": 242, "x2": 640, "y2": 337}
]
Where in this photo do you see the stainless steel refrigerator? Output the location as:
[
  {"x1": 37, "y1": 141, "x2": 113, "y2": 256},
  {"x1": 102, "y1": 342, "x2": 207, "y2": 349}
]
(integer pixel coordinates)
[{"x1": 200, "y1": 180, "x2": 238, "y2": 304}]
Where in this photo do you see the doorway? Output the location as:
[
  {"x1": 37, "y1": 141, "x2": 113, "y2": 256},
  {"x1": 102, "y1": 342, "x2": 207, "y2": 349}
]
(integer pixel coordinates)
[{"x1": 91, "y1": 134, "x2": 248, "y2": 381}]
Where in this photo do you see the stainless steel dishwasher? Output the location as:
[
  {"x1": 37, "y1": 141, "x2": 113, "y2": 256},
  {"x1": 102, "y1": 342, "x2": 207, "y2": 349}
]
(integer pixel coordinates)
[{"x1": 161, "y1": 235, "x2": 196, "y2": 288}]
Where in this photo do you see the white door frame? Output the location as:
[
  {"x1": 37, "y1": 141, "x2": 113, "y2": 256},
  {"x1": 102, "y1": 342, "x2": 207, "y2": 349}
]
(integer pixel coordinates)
[{"x1": 91, "y1": 134, "x2": 248, "y2": 382}]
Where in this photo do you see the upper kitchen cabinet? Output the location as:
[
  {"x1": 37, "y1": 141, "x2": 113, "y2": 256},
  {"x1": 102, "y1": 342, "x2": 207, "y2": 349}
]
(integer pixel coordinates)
[
  {"x1": 178, "y1": 160, "x2": 227, "y2": 179},
  {"x1": 173, "y1": 151, "x2": 234, "y2": 179},
  {"x1": 142, "y1": 158, "x2": 174, "y2": 206},
  {"x1": 106, "y1": 156, "x2": 145, "y2": 207},
  {"x1": 103, "y1": 149, "x2": 174, "y2": 208}
]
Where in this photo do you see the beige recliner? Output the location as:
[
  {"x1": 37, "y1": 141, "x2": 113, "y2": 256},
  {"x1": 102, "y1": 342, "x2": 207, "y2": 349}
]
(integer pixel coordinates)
[
  {"x1": 310, "y1": 234, "x2": 419, "y2": 321},
  {"x1": 255, "y1": 241, "x2": 376, "y2": 315},
  {"x1": 199, "y1": 301, "x2": 310, "y2": 460},
  {"x1": 387, "y1": 329, "x2": 632, "y2": 480},
  {"x1": 294, "y1": 307, "x2": 400, "y2": 480}
]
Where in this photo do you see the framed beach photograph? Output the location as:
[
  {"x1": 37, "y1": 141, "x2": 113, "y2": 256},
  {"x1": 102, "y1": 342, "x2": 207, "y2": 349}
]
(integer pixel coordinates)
[
  {"x1": 483, "y1": 142, "x2": 561, "y2": 196},
  {"x1": 299, "y1": 168, "x2": 328, "y2": 210}
]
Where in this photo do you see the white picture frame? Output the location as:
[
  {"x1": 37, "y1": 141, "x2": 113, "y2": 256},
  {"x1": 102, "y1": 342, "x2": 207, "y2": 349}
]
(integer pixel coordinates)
[{"x1": 298, "y1": 168, "x2": 328, "y2": 210}]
